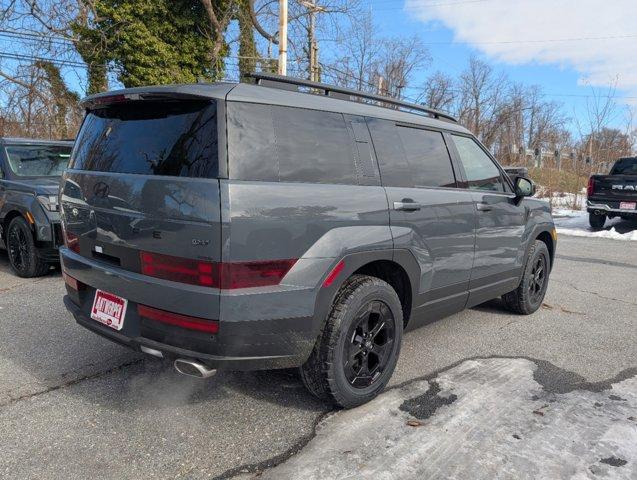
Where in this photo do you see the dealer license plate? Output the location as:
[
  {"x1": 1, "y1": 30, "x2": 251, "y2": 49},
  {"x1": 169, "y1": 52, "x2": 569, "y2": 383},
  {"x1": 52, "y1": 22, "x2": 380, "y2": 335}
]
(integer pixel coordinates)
[{"x1": 90, "y1": 290, "x2": 127, "y2": 331}]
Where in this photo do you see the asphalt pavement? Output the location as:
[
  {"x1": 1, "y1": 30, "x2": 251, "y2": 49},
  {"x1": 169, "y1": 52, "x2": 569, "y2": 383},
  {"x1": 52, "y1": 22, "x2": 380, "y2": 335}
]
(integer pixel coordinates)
[{"x1": 0, "y1": 234, "x2": 635, "y2": 479}]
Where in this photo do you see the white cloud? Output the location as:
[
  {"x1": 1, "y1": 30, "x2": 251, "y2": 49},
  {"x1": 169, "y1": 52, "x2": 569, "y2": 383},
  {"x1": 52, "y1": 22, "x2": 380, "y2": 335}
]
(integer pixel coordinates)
[{"x1": 406, "y1": 0, "x2": 637, "y2": 96}]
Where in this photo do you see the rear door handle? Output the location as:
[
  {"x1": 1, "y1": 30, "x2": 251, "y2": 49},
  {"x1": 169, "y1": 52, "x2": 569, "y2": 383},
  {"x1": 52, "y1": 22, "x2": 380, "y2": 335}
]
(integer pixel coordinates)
[
  {"x1": 476, "y1": 203, "x2": 493, "y2": 212},
  {"x1": 394, "y1": 201, "x2": 421, "y2": 211}
]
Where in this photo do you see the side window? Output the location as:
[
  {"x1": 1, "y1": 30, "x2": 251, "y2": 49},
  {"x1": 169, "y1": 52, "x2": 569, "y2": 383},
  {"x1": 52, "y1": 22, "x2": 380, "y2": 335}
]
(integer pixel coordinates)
[
  {"x1": 396, "y1": 127, "x2": 456, "y2": 188},
  {"x1": 227, "y1": 102, "x2": 360, "y2": 185},
  {"x1": 451, "y1": 135, "x2": 506, "y2": 192},
  {"x1": 366, "y1": 118, "x2": 413, "y2": 187},
  {"x1": 272, "y1": 106, "x2": 357, "y2": 185},
  {"x1": 227, "y1": 102, "x2": 279, "y2": 181}
]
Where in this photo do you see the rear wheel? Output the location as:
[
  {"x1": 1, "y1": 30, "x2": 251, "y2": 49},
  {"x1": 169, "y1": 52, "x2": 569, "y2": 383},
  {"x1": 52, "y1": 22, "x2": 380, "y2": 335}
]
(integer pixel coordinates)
[
  {"x1": 589, "y1": 212, "x2": 606, "y2": 231},
  {"x1": 300, "y1": 275, "x2": 403, "y2": 408},
  {"x1": 502, "y1": 240, "x2": 550, "y2": 315},
  {"x1": 6, "y1": 217, "x2": 49, "y2": 278}
]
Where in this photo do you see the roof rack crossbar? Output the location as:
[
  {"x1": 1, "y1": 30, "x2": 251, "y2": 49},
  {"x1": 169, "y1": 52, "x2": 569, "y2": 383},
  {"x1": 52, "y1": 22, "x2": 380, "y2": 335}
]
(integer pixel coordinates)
[{"x1": 247, "y1": 72, "x2": 457, "y2": 123}]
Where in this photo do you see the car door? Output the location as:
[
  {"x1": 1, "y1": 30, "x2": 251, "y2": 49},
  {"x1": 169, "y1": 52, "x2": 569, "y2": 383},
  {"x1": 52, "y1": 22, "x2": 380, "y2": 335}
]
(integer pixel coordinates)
[
  {"x1": 447, "y1": 134, "x2": 528, "y2": 307},
  {"x1": 366, "y1": 118, "x2": 476, "y2": 326}
]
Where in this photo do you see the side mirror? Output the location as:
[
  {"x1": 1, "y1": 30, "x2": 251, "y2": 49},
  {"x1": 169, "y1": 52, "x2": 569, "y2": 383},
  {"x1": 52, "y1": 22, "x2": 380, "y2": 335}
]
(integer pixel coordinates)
[{"x1": 514, "y1": 176, "x2": 535, "y2": 198}]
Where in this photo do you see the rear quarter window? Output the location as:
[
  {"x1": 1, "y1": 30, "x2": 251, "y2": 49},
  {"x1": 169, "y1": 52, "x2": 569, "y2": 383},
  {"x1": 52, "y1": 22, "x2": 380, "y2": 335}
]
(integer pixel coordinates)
[
  {"x1": 71, "y1": 100, "x2": 218, "y2": 178},
  {"x1": 227, "y1": 102, "x2": 360, "y2": 185}
]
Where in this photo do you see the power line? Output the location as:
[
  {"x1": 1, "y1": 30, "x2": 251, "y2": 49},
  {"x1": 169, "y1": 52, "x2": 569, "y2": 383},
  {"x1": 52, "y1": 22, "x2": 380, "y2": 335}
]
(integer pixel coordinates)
[{"x1": 0, "y1": 51, "x2": 86, "y2": 68}]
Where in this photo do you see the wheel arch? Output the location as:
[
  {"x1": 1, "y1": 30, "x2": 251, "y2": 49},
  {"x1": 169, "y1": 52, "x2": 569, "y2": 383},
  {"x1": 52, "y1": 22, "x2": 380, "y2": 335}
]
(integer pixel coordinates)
[
  {"x1": 535, "y1": 229, "x2": 555, "y2": 269},
  {"x1": 311, "y1": 249, "x2": 420, "y2": 340}
]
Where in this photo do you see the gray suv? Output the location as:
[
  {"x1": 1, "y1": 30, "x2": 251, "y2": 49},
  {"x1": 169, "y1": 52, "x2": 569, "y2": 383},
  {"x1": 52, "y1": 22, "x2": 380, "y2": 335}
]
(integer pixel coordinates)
[{"x1": 60, "y1": 74, "x2": 556, "y2": 408}]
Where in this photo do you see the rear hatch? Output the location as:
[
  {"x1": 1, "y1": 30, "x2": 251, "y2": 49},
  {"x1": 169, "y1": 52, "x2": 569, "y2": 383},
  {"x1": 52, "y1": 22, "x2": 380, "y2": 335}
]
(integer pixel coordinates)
[{"x1": 61, "y1": 95, "x2": 223, "y2": 332}]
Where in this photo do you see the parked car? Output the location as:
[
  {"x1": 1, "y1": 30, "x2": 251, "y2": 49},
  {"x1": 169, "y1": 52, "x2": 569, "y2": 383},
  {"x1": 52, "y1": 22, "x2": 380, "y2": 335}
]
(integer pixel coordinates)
[
  {"x1": 0, "y1": 137, "x2": 74, "y2": 277},
  {"x1": 587, "y1": 157, "x2": 637, "y2": 230},
  {"x1": 59, "y1": 74, "x2": 556, "y2": 408}
]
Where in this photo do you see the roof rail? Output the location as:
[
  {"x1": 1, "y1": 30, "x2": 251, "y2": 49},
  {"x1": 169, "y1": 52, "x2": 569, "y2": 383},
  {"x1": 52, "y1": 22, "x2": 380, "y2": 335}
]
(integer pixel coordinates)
[{"x1": 247, "y1": 72, "x2": 458, "y2": 123}]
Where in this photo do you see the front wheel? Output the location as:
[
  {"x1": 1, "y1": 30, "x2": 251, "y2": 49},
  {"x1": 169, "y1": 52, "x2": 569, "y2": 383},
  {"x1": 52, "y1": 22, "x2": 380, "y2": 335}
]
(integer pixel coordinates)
[
  {"x1": 6, "y1": 216, "x2": 50, "y2": 278},
  {"x1": 502, "y1": 240, "x2": 550, "y2": 315},
  {"x1": 300, "y1": 275, "x2": 403, "y2": 408},
  {"x1": 589, "y1": 212, "x2": 606, "y2": 231}
]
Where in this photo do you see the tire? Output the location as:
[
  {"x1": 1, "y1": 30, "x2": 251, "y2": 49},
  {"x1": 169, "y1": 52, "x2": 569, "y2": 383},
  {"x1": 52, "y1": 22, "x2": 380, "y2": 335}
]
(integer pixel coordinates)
[
  {"x1": 502, "y1": 240, "x2": 550, "y2": 315},
  {"x1": 6, "y1": 216, "x2": 50, "y2": 278},
  {"x1": 589, "y1": 212, "x2": 606, "y2": 231},
  {"x1": 300, "y1": 275, "x2": 403, "y2": 408}
]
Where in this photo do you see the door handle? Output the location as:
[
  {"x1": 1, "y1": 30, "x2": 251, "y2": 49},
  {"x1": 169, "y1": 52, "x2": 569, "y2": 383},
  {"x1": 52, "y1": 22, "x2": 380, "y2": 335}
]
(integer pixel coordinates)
[
  {"x1": 394, "y1": 201, "x2": 421, "y2": 211},
  {"x1": 476, "y1": 203, "x2": 493, "y2": 212}
]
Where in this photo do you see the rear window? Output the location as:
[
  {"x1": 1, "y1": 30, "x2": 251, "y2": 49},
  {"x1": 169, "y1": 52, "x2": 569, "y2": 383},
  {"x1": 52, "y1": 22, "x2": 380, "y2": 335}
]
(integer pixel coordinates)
[
  {"x1": 71, "y1": 100, "x2": 218, "y2": 177},
  {"x1": 610, "y1": 158, "x2": 637, "y2": 175},
  {"x1": 5, "y1": 144, "x2": 72, "y2": 177}
]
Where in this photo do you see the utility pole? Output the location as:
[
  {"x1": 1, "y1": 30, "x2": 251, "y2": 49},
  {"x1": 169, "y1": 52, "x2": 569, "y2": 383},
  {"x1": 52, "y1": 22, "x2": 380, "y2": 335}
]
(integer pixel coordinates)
[
  {"x1": 278, "y1": 0, "x2": 288, "y2": 76},
  {"x1": 300, "y1": 0, "x2": 326, "y2": 82}
]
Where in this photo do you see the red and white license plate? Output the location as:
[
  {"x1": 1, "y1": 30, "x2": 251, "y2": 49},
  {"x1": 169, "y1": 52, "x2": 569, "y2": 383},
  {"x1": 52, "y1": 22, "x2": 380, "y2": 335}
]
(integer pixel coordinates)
[
  {"x1": 620, "y1": 202, "x2": 636, "y2": 210},
  {"x1": 90, "y1": 290, "x2": 128, "y2": 331}
]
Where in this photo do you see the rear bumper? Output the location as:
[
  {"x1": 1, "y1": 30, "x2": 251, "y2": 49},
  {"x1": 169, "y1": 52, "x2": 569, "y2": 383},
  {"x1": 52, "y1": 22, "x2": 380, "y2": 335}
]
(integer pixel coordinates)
[
  {"x1": 64, "y1": 296, "x2": 311, "y2": 370},
  {"x1": 60, "y1": 247, "x2": 319, "y2": 371},
  {"x1": 587, "y1": 200, "x2": 637, "y2": 216}
]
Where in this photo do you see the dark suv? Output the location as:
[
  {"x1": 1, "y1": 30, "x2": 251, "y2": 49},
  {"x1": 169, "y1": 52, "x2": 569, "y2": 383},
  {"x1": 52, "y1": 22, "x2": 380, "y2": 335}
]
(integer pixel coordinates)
[
  {"x1": 60, "y1": 74, "x2": 556, "y2": 408},
  {"x1": 0, "y1": 137, "x2": 74, "y2": 277}
]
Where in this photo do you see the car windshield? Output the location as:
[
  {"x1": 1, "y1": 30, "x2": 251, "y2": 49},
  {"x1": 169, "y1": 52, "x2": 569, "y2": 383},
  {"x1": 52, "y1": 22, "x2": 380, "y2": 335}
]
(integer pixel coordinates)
[{"x1": 5, "y1": 144, "x2": 72, "y2": 177}]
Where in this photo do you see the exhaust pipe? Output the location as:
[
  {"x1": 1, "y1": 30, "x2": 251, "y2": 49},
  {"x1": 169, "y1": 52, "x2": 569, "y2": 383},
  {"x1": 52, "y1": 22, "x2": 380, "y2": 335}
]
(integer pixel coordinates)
[{"x1": 174, "y1": 358, "x2": 217, "y2": 379}]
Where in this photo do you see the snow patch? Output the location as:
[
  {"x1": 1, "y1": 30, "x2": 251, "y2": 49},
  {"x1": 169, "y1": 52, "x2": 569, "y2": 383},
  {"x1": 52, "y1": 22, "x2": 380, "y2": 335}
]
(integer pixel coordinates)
[{"x1": 252, "y1": 359, "x2": 637, "y2": 480}]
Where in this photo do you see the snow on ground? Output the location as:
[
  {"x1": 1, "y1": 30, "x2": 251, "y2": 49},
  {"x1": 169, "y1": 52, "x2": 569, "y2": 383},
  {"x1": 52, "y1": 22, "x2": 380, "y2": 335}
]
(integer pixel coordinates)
[
  {"x1": 538, "y1": 192, "x2": 637, "y2": 242},
  {"x1": 250, "y1": 358, "x2": 637, "y2": 480},
  {"x1": 552, "y1": 208, "x2": 637, "y2": 242}
]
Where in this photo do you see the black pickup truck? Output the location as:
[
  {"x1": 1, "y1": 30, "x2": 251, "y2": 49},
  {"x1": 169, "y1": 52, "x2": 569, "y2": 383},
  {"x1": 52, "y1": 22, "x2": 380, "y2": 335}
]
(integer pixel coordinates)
[
  {"x1": 0, "y1": 137, "x2": 74, "y2": 277},
  {"x1": 587, "y1": 157, "x2": 637, "y2": 230}
]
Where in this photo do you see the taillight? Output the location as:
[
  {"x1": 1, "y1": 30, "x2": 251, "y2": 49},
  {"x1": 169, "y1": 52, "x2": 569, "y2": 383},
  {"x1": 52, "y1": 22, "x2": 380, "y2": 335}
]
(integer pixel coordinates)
[
  {"x1": 137, "y1": 304, "x2": 219, "y2": 334},
  {"x1": 139, "y1": 251, "x2": 296, "y2": 289},
  {"x1": 587, "y1": 177, "x2": 595, "y2": 196},
  {"x1": 64, "y1": 230, "x2": 80, "y2": 254},
  {"x1": 221, "y1": 259, "x2": 297, "y2": 289},
  {"x1": 140, "y1": 251, "x2": 216, "y2": 287}
]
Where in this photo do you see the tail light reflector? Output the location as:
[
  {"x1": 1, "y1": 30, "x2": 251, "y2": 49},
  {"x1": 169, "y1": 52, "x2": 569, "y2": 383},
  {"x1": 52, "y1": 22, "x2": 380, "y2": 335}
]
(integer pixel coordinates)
[
  {"x1": 64, "y1": 230, "x2": 80, "y2": 254},
  {"x1": 137, "y1": 304, "x2": 219, "y2": 334},
  {"x1": 139, "y1": 251, "x2": 296, "y2": 289},
  {"x1": 63, "y1": 271, "x2": 84, "y2": 290},
  {"x1": 587, "y1": 177, "x2": 595, "y2": 196},
  {"x1": 323, "y1": 260, "x2": 345, "y2": 288}
]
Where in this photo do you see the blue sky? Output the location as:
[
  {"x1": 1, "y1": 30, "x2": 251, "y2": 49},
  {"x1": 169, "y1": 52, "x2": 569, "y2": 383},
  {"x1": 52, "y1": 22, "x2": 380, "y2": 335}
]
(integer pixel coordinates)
[{"x1": 366, "y1": 0, "x2": 636, "y2": 132}]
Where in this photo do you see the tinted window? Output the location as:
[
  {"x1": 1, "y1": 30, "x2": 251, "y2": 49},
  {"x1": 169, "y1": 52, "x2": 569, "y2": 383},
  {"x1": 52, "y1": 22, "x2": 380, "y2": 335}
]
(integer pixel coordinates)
[
  {"x1": 397, "y1": 127, "x2": 456, "y2": 188},
  {"x1": 227, "y1": 102, "x2": 358, "y2": 185},
  {"x1": 227, "y1": 102, "x2": 278, "y2": 181},
  {"x1": 273, "y1": 106, "x2": 357, "y2": 184},
  {"x1": 610, "y1": 157, "x2": 637, "y2": 175},
  {"x1": 364, "y1": 118, "x2": 413, "y2": 187},
  {"x1": 452, "y1": 135, "x2": 505, "y2": 192},
  {"x1": 5, "y1": 144, "x2": 72, "y2": 177},
  {"x1": 72, "y1": 100, "x2": 218, "y2": 177}
]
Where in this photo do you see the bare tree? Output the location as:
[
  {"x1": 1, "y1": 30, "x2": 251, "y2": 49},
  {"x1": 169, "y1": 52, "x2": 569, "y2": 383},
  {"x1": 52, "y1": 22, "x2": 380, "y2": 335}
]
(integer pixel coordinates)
[{"x1": 416, "y1": 71, "x2": 455, "y2": 111}]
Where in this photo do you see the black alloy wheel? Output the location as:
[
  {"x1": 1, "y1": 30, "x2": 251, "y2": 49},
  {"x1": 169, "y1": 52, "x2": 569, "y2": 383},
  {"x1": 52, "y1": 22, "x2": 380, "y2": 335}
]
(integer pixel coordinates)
[
  {"x1": 527, "y1": 254, "x2": 547, "y2": 305},
  {"x1": 344, "y1": 300, "x2": 395, "y2": 389},
  {"x1": 6, "y1": 217, "x2": 50, "y2": 278},
  {"x1": 7, "y1": 222, "x2": 30, "y2": 273}
]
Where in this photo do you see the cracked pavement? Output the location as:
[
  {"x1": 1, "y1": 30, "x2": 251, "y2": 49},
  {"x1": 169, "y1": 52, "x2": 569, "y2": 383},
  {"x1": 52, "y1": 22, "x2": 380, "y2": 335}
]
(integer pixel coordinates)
[{"x1": 0, "y1": 234, "x2": 635, "y2": 479}]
